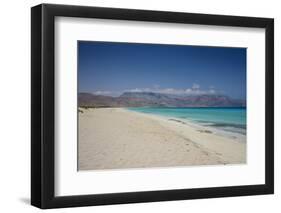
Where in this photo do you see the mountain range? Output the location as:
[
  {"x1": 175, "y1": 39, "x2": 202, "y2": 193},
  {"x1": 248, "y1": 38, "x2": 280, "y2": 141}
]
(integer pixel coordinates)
[{"x1": 79, "y1": 92, "x2": 246, "y2": 108}]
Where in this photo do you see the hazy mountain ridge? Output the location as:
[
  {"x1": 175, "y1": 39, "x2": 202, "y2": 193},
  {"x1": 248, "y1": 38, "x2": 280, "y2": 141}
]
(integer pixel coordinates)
[{"x1": 79, "y1": 92, "x2": 246, "y2": 108}]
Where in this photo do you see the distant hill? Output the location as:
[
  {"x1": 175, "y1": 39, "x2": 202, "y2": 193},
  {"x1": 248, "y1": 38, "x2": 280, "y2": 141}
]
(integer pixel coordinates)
[{"x1": 79, "y1": 92, "x2": 246, "y2": 108}]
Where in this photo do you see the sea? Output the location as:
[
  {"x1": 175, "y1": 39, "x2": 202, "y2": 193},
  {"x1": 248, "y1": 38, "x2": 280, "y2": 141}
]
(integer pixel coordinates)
[{"x1": 127, "y1": 107, "x2": 246, "y2": 136}]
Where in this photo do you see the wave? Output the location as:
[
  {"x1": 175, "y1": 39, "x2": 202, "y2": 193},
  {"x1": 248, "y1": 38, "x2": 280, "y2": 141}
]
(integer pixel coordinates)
[{"x1": 128, "y1": 107, "x2": 246, "y2": 136}]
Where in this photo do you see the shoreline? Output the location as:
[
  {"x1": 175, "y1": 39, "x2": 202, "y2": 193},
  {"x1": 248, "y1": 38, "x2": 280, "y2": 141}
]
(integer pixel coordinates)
[
  {"x1": 124, "y1": 108, "x2": 246, "y2": 143},
  {"x1": 78, "y1": 107, "x2": 246, "y2": 171}
]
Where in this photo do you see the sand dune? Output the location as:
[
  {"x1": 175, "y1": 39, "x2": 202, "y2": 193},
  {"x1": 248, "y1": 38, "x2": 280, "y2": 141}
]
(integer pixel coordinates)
[{"x1": 78, "y1": 108, "x2": 246, "y2": 171}]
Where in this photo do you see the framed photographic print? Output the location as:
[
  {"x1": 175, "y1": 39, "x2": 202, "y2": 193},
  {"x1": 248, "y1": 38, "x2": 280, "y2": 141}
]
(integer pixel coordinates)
[{"x1": 31, "y1": 4, "x2": 274, "y2": 209}]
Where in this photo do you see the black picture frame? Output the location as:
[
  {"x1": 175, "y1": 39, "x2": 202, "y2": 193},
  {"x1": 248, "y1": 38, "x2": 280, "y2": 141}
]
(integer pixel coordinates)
[{"x1": 31, "y1": 3, "x2": 274, "y2": 209}]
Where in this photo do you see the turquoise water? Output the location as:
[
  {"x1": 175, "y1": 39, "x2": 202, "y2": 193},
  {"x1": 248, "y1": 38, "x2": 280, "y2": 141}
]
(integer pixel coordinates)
[{"x1": 128, "y1": 107, "x2": 246, "y2": 135}]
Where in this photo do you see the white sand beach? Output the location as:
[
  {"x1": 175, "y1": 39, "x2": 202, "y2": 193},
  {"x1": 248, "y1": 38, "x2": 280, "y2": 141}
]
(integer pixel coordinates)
[{"x1": 78, "y1": 108, "x2": 246, "y2": 170}]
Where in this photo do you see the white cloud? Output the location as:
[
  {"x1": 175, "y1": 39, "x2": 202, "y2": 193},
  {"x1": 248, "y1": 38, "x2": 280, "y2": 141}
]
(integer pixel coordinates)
[
  {"x1": 192, "y1": 83, "x2": 200, "y2": 90},
  {"x1": 94, "y1": 91, "x2": 111, "y2": 95},
  {"x1": 93, "y1": 90, "x2": 121, "y2": 96},
  {"x1": 127, "y1": 88, "x2": 143, "y2": 93},
  {"x1": 92, "y1": 84, "x2": 220, "y2": 97},
  {"x1": 124, "y1": 84, "x2": 219, "y2": 96}
]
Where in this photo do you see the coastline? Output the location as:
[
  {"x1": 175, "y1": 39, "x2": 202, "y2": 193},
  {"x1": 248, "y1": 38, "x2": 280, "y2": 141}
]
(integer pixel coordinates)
[
  {"x1": 78, "y1": 107, "x2": 246, "y2": 171},
  {"x1": 126, "y1": 107, "x2": 246, "y2": 143}
]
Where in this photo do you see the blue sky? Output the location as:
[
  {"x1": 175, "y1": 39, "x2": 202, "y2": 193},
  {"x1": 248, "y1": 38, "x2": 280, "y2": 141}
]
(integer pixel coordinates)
[{"x1": 78, "y1": 41, "x2": 246, "y2": 99}]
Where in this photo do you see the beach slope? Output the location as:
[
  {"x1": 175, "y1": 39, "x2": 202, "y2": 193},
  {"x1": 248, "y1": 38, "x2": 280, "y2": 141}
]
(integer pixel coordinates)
[{"x1": 78, "y1": 108, "x2": 246, "y2": 170}]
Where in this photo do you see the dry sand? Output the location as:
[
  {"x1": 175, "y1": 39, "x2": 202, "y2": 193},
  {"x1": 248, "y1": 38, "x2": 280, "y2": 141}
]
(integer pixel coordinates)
[{"x1": 78, "y1": 108, "x2": 246, "y2": 170}]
